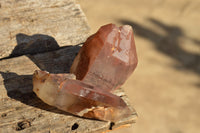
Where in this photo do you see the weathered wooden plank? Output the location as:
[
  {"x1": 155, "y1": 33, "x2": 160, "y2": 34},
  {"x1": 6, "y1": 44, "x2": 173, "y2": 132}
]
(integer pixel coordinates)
[
  {"x1": 0, "y1": 0, "x2": 90, "y2": 58},
  {"x1": 0, "y1": 0, "x2": 137, "y2": 132},
  {"x1": 0, "y1": 46, "x2": 137, "y2": 133}
]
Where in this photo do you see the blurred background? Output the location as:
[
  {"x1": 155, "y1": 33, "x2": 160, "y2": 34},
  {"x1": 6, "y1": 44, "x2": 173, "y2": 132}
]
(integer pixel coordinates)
[{"x1": 77, "y1": 0, "x2": 200, "y2": 133}]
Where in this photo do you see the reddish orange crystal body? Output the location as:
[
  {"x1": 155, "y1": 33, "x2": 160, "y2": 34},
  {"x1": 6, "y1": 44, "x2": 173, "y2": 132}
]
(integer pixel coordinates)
[
  {"x1": 33, "y1": 70, "x2": 132, "y2": 122},
  {"x1": 71, "y1": 24, "x2": 138, "y2": 91},
  {"x1": 60, "y1": 79, "x2": 132, "y2": 121},
  {"x1": 33, "y1": 24, "x2": 138, "y2": 122}
]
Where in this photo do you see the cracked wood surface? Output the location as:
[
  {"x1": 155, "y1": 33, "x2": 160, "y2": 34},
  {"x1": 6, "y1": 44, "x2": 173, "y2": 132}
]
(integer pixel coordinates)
[
  {"x1": 0, "y1": 0, "x2": 137, "y2": 132},
  {"x1": 0, "y1": 47, "x2": 137, "y2": 133},
  {"x1": 0, "y1": 0, "x2": 90, "y2": 58}
]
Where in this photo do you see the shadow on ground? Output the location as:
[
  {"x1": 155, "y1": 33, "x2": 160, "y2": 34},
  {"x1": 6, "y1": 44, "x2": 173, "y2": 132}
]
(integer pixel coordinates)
[
  {"x1": 119, "y1": 18, "x2": 200, "y2": 77},
  {"x1": 0, "y1": 33, "x2": 82, "y2": 116},
  {"x1": 0, "y1": 71, "x2": 74, "y2": 116},
  {"x1": 0, "y1": 33, "x2": 60, "y2": 61}
]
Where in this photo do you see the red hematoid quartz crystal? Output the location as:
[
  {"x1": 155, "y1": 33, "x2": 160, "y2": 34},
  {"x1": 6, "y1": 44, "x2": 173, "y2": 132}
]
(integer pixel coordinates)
[
  {"x1": 33, "y1": 24, "x2": 138, "y2": 122},
  {"x1": 70, "y1": 24, "x2": 138, "y2": 91},
  {"x1": 33, "y1": 70, "x2": 132, "y2": 122}
]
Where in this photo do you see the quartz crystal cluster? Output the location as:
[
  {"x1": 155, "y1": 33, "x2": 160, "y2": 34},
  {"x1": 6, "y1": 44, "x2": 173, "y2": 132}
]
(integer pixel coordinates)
[{"x1": 33, "y1": 24, "x2": 138, "y2": 122}]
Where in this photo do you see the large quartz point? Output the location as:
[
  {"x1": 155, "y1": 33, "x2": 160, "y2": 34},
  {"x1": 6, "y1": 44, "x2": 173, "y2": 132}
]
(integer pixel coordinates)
[
  {"x1": 33, "y1": 70, "x2": 132, "y2": 122},
  {"x1": 70, "y1": 24, "x2": 138, "y2": 91}
]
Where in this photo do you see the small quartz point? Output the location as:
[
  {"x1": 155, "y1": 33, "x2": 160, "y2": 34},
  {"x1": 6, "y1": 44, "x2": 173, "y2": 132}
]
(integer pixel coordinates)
[
  {"x1": 33, "y1": 70, "x2": 76, "y2": 106},
  {"x1": 70, "y1": 24, "x2": 138, "y2": 91},
  {"x1": 33, "y1": 70, "x2": 132, "y2": 122}
]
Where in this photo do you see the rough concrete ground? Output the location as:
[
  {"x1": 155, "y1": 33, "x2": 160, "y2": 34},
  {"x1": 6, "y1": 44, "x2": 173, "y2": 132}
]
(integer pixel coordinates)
[{"x1": 77, "y1": 0, "x2": 200, "y2": 133}]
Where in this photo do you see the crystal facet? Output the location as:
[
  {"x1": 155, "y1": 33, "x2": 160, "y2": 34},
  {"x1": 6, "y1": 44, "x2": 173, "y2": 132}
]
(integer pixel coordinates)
[
  {"x1": 33, "y1": 70, "x2": 132, "y2": 122},
  {"x1": 70, "y1": 24, "x2": 138, "y2": 91},
  {"x1": 33, "y1": 70, "x2": 76, "y2": 106},
  {"x1": 33, "y1": 24, "x2": 138, "y2": 122}
]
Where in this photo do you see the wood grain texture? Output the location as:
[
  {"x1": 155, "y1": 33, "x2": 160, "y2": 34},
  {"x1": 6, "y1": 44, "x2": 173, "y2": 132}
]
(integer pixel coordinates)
[
  {"x1": 0, "y1": 0, "x2": 90, "y2": 58},
  {"x1": 0, "y1": 47, "x2": 137, "y2": 133}
]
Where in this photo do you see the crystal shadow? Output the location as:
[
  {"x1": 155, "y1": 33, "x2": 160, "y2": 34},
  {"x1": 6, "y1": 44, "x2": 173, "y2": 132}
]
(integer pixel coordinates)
[
  {"x1": 0, "y1": 33, "x2": 83, "y2": 116},
  {"x1": 119, "y1": 19, "x2": 200, "y2": 77}
]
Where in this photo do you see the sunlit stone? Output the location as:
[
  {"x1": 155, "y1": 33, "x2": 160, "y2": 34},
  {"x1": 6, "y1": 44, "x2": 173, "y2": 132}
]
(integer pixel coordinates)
[
  {"x1": 33, "y1": 70, "x2": 132, "y2": 122},
  {"x1": 33, "y1": 24, "x2": 138, "y2": 122},
  {"x1": 33, "y1": 70, "x2": 76, "y2": 106},
  {"x1": 70, "y1": 24, "x2": 138, "y2": 91}
]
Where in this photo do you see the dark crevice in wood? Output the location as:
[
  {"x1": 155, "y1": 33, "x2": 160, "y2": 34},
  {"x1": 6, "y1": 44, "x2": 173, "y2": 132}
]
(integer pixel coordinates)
[
  {"x1": 109, "y1": 122, "x2": 115, "y2": 130},
  {"x1": 1, "y1": 113, "x2": 7, "y2": 118},
  {"x1": 71, "y1": 123, "x2": 79, "y2": 130},
  {"x1": 15, "y1": 120, "x2": 31, "y2": 131}
]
